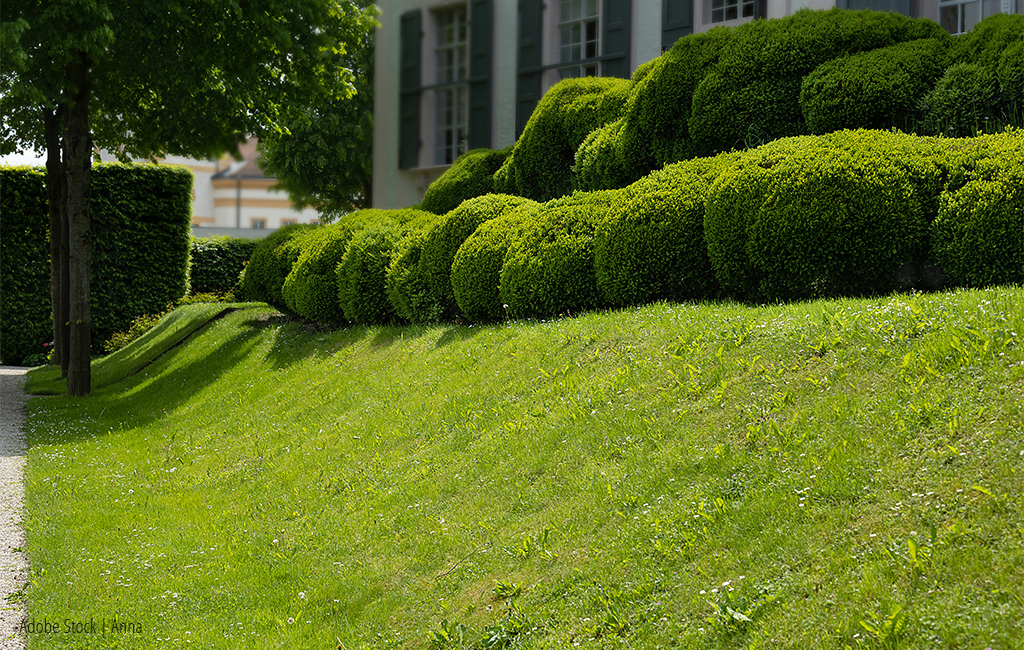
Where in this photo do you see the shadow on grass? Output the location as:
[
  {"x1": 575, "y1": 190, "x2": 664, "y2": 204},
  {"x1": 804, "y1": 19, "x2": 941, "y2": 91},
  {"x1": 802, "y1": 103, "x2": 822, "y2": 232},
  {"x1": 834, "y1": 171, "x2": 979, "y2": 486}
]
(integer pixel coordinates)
[{"x1": 434, "y1": 324, "x2": 486, "y2": 348}]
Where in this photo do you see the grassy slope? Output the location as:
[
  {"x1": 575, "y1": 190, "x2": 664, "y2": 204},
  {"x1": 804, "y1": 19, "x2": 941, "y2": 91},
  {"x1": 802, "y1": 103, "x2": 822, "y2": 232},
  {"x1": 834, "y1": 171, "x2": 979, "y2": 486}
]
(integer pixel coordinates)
[{"x1": 23, "y1": 288, "x2": 1024, "y2": 649}]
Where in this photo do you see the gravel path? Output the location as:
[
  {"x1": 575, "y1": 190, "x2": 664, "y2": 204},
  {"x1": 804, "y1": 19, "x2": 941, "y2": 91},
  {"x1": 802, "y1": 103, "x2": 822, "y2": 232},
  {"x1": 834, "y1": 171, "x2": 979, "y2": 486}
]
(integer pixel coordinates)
[{"x1": 0, "y1": 367, "x2": 28, "y2": 650}]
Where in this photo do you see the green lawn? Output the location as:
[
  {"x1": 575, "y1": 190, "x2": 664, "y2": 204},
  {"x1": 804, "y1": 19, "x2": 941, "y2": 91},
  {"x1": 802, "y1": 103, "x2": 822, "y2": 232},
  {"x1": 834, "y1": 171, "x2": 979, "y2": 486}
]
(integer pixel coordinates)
[{"x1": 22, "y1": 287, "x2": 1024, "y2": 649}]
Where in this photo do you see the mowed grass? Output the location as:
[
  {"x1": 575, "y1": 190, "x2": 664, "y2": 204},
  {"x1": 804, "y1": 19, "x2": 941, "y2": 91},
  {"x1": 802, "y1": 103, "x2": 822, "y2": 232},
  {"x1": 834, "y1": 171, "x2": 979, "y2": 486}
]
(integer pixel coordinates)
[{"x1": 22, "y1": 287, "x2": 1024, "y2": 649}]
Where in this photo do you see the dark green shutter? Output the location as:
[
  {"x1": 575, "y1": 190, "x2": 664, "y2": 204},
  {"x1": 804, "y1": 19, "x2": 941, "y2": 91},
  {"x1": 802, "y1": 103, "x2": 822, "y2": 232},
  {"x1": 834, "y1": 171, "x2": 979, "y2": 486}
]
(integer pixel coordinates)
[
  {"x1": 601, "y1": 0, "x2": 631, "y2": 79},
  {"x1": 399, "y1": 9, "x2": 422, "y2": 170},
  {"x1": 516, "y1": 0, "x2": 544, "y2": 136},
  {"x1": 469, "y1": 0, "x2": 493, "y2": 149},
  {"x1": 662, "y1": 0, "x2": 692, "y2": 51}
]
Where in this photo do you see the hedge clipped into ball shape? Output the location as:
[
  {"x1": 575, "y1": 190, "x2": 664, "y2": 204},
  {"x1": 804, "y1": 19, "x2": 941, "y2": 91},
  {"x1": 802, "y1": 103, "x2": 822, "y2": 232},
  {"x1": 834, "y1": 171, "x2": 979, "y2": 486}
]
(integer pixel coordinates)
[
  {"x1": 503, "y1": 77, "x2": 631, "y2": 201},
  {"x1": 573, "y1": 118, "x2": 631, "y2": 192},
  {"x1": 241, "y1": 223, "x2": 318, "y2": 311},
  {"x1": 619, "y1": 27, "x2": 733, "y2": 179},
  {"x1": 189, "y1": 236, "x2": 260, "y2": 295},
  {"x1": 0, "y1": 167, "x2": 50, "y2": 365},
  {"x1": 932, "y1": 172, "x2": 1024, "y2": 288},
  {"x1": 337, "y1": 209, "x2": 437, "y2": 324},
  {"x1": 420, "y1": 147, "x2": 512, "y2": 215},
  {"x1": 711, "y1": 131, "x2": 947, "y2": 302},
  {"x1": 595, "y1": 152, "x2": 740, "y2": 308},
  {"x1": 450, "y1": 202, "x2": 544, "y2": 322},
  {"x1": 386, "y1": 225, "x2": 438, "y2": 324},
  {"x1": 800, "y1": 38, "x2": 950, "y2": 135},
  {"x1": 689, "y1": 9, "x2": 945, "y2": 156},
  {"x1": 920, "y1": 63, "x2": 1002, "y2": 138},
  {"x1": 500, "y1": 190, "x2": 622, "y2": 319}
]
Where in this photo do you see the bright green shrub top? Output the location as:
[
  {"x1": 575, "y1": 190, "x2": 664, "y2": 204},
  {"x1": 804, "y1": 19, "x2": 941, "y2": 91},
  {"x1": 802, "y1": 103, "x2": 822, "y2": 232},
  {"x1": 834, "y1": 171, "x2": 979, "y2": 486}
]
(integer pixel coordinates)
[
  {"x1": 189, "y1": 236, "x2": 260, "y2": 295},
  {"x1": 932, "y1": 172, "x2": 1024, "y2": 288},
  {"x1": 573, "y1": 118, "x2": 632, "y2": 192},
  {"x1": 450, "y1": 202, "x2": 544, "y2": 323},
  {"x1": 336, "y1": 209, "x2": 437, "y2": 324},
  {"x1": 241, "y1": 223, "x2": 318, "y2": 312},
  {"x1": 496, "y1": 77, "x2": 631, "y2": 201},
  {"x1": 281, "y1": 211, "x2": 380, "y2": 324},
  {"x1": 500, "y1": 190, "x2": 622, "y2": 319},
  {"x1": 705, "y1": 130, "x2": 949, "y2": 301},
  {"x1": 800, "y1": 38, "x2": 951, "y2": 134},
  {"x1": 594, "y1": 152, "x2": 740, "y2": 308},
  {"x1": 689, "y1": 9, "x2": 945, "y2": 156},
  {"x1": 420, "y1": 147, "x2": 512, "y2": 215}
]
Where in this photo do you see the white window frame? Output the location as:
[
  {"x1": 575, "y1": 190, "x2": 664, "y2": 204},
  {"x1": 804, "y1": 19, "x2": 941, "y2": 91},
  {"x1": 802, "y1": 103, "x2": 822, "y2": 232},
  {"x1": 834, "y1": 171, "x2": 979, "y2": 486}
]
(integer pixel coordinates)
[
  {"x1": 710, "y1": 0, "x2": 755, "y2": 24},
  {"x1": 558, "y1": 0, "x2": 601, "y2": 79},
  {"x1": 433, "y1": 5, "x2": 469, "y2": 165}
]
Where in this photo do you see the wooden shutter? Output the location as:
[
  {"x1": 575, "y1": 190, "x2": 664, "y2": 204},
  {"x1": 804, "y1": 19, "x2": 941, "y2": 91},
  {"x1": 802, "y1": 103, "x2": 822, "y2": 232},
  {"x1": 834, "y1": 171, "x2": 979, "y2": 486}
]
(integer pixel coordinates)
[
  {"x1": 516, "y1": 0, "x2": 544, "y2": 136},
  {"x1": 469, "y1": 0, "x2": 494, "y2": 149},
  {"x1": 662, "y1": 0, "x2": 692, "y2": 52},
  {"x1": 399, "y1": 9, "x2": 422, "y2": 170},
  {"x1": 601, "y1": 0, "x2": 632, "y2": 79}
]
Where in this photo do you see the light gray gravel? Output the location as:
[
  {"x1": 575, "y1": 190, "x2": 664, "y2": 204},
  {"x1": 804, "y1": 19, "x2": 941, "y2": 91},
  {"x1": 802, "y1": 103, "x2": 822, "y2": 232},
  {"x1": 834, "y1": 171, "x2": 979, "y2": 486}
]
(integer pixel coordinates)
[{"x1": 0, "y1": 367, "x2": 28, "y2": 650}]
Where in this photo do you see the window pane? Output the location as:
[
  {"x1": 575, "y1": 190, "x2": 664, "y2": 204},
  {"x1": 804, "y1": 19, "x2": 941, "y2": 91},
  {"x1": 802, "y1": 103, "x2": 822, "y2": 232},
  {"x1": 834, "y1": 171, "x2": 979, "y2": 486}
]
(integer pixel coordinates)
[
  {"x1": 586, "y1": 0, "x2": 598, "y2": 16},
  {"x1": 962, "y1": 1, "x2": 980, "y2": 32},
  {"x1": 940, "y1": 5, "x2": 958, "y2": 32},
  {"x1": 726, "y1": 5, "x2": 737, "y2": 19}
]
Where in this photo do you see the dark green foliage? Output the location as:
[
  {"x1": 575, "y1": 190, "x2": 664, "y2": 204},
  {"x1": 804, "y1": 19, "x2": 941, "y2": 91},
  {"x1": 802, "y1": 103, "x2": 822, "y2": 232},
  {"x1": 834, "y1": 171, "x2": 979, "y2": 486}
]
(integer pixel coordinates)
[
  {"x1": 420, "y1": 147, "x2": 512, "y2": 215},
  {"x1": 619, "y1": 27, "x2": 733, "y2": 179},
  {"x1": 572, "y1": 118, "x2": 631, "y2": 192},
  {"x1": 932, "y1": 172, "x2": 1024, "y2": 288},
  {"x1": 281, "y1": 211, "x2": 378, "y2": 324},
  {"x1": 920, "y1": 63, "x2": 1002, "y2": 137},
  {"x1": 189, "y1": 236, "x2": 259, "y2": 294},
  {"x1": 500, "y1": 190, "x2": 622, "y2": 319},
  {"x1": 689, "y1": 9, "x2": 945, "y2": 156},
  {"x1": 594, "y1": 153, "x2": 739, "y2": 308},
  {"x1": 450, "y1": 203, "x2": 544, "y2": 323},
  {"x1": 336, "y1": 209, "x2": 437, "y2": 324},
  {"x1": 240, "y1": 223, "x2": 318, "y2": 312},
  {"x1": 498, "y1": 77, "x2": 631, "y2": 201},
  {"x1": 800, "y1": 38, "x2": 951, "y2": 134},
  {"x1": 0, "y1": 167, "x2": 51, "y2": 365},
  {"x1": 0, "y1": 164, "x2": 192, "y2": 364},
  {"x1": 705, "y1": 130, "x2": 948, "y2": 301},
  {"x1": 388, "y1": 194, "x2": 535, "y2": 323}
]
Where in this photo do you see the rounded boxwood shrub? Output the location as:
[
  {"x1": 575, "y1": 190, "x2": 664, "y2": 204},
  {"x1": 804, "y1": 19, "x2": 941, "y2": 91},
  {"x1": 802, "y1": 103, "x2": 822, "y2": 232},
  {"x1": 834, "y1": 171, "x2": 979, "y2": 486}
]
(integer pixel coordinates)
[
  {"x1": 281, "y1": 211, "x2": 382, "y2": 324},
  {"x1": 420, "y1": 147, "x2": 512, "y2": 215},
  {"x1": 385, "y1": 225, "x2": 438, "y2": 324},
  {"x1": 500, "y1": 76, "x2": 631, "y2": 201},
  {"x1": 689, "y1": 9, "x2": 945, "y2": 156},
  {"x1": 337, "y1": 209, "x2": 437, "y2": 324},
  {"x1": 499, "y1": 190, "x2": 622, "y2": 319},
  {"x1": 919, "y1": 63, "x2": 1002, "y2": 137},
  {"x1": 800, "y1": 38, "x2": 950, "y2": 135},
  {"x1": 572, "y1": 118, "x2": 631, "y2": 192},
  {"x1": 932, "y1": 171, "x2": 1024, "y2": 288},
  {"x1": 705, "y1": 130, "x2": 948, "y2": 301},
  {"x1": 189, "y1": 236, "x2": 260, "y2": 295},
  {"x1": 450, "y1": 202, "x2": 544, "y2": 322},
  {"x1": 594, "y1": 152, "x2": 740, "y2": 307},
  {"x1": 241, "y1": 223, "x2": 318, "y2": 311}
]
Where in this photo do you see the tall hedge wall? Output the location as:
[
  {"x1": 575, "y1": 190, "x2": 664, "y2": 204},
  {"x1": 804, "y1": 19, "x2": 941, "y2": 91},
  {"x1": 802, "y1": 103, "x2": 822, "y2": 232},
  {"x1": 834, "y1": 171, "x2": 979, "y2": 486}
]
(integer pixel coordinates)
[
  {"x1": 189, "y1": 236, "x2": 260, "y2": 294},
  {"x1": 0, "y1": 163, "x2": 193, "y2": 364}
]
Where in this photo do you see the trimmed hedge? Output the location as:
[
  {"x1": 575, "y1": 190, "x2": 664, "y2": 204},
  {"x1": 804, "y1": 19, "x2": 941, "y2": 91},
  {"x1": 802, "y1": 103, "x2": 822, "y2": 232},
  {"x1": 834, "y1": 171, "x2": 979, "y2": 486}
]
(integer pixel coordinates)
[
  {"x1": 420, "y1": 147, "x2": 512, "y2": 215},
  {"x1": 932, "y1": 172, "x2": 1024, "y2": 288},
  {"x1": 0, "y1": 164, "x2": 193, "y2": 364},
  {"x1": 336, "y1": 209, "x2": 437, "y2": 324},
  {"x1": 240, "y1": 223, "x2": 318, "y2": 311},
  {"x1": 495, "y1": 76, "x2": 631, "y2": 201},
  {"x1": 281, "y1": 211, "x2": 380, "y2": 324},
  {"x1": 689, "y1": 9, "x2": 945, "y2": 156},
  {"x1": 500, "y1": 190, "x2": 622, "y2": 319},
  {"x1": 572, "y1": 118, "x2": 631, "y2": 192},
  {"x1": 189, "y1": 236, "x2": 260, "y2": 294},
  {"x1": 450, "y1": 203, "x2": 544, "y2": 323},
  {"x1": 704, "y1": 130, "x2": 949, "y2": 301},
  {"x1": 800, "y1": 38, "x2": 950, "y2": 134},
  {"x1": 0, "y1": 167, "x2": 51, "y2": 365},
  {"x1": 388, "y1": 194, "x2": 536, "y2": 323},
  {"x1": 594, "y1": 153, "x2": 740, "y2": 308},
  {"x1": 920, "y1": 63, "x2": 1002, "y2": 137}
]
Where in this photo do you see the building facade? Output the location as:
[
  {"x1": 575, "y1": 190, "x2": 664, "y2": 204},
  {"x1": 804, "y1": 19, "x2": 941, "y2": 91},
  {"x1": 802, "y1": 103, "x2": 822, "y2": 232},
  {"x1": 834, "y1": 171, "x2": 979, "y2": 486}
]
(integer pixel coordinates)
[{"x1": 372, "y1": 0, "x2": 1023, "y2": 209}]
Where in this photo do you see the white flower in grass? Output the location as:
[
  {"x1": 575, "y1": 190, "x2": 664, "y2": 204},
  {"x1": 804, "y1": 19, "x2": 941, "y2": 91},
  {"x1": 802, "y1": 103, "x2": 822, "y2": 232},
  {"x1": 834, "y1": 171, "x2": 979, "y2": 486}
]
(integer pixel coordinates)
[{"x1": 298, "y1": 592, "x2": 306, "y2": 600}]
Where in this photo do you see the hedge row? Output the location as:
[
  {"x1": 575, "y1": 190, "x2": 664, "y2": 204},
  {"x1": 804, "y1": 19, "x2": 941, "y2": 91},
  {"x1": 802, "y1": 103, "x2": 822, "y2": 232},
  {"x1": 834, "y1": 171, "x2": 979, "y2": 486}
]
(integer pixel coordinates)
[
  {"x1": 247, "y1": 129, "x2": 1021, "y2": 328},
  {"x1": 0, "y1": 164, "x2": 192, "y2": 365},
  {"x1": 189, "y1": 236, "x2": 260, "y2": 294}
]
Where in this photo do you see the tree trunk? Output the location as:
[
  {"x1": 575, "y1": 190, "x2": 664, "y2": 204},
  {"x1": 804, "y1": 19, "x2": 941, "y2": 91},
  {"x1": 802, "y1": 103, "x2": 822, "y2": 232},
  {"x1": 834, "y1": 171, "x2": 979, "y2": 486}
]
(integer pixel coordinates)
[
  {"x1": 64, "y1": 53, "x2": 93, "y2": 396},
  {"x1": 44, "y1": 107, "x2": 70, "y2": 377}
]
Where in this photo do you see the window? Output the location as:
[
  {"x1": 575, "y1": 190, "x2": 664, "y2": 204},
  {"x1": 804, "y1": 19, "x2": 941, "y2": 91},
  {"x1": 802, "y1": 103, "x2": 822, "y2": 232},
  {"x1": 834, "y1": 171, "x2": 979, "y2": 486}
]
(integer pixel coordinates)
[
  {"x1": 559, "y1": 0, "x2": 600, "y2": 78},
  {"x1": 711, "y1": 0, "x2": 755, "y2": 23},
  {"x1": 938, "y1": 0, "x2": 1007, "y2": 34},
  {"x1": 434, "y1": 6, "x2": 469, "y2": 165},
  {"x1": 251, "y1": 218, "x2": 267, "y2": 229},
  {"x1": 281, "y1": 218, "x2": 298, "y2": 226}
]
